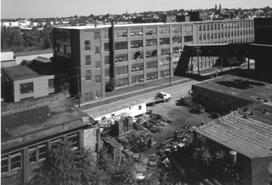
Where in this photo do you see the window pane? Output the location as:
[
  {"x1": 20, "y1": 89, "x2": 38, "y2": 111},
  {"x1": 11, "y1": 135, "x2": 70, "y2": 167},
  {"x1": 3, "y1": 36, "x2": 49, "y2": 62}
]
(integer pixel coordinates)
[
  {"x1": 104, "y1": 43, "x2": 109, "y2": 51},
  {"x1": 132, "y1": 75, "x2": 144, "y2": 84},
  {"x1": 172, "y1": 36, "x2": 182, "y2": 44},
  {"x1": 85, "y1": 55, "x2": 91, "y2": 65},
  {"x1": 130, "y1": 28, "x2": 143, "y2": 37},
  {"x1": 95, "y1": 75, "x2": 102, "y2": 84},
  {"x1": 95, "y1": 60, "x2": 101, "y2": 69},
  {"x1": 86, "y1": 70, "x2": 92, "y2": 80},
  {"x1": 115, "y1": 42, "x2": 128, "y2": 50},
  {"x1": 1, "y1": 157, "x2": 8, "y2": 173},
  {"x1": 95, "y1": 46, "x2": 100, "y2": 54},
  {"x1": 145, "y1": 27, "x2": 156, "y2": 35},
  {"x1": 159, "y1": 26, "x2": 170, "y2": 34},
  {"x1": 116, "y1": 78, "x2": 129, "y2": 87},
  {"x1": 67, "y1": 134, "x2": 79, "y2": 150},
  {"x1": 146, "y1": 49, "x2": 157, "y2": 58},
  {"x1": 131, "y1": 63, "x2": 144, "y2": 72},
  {"x1": 159, "y1": 38, "x2": 170, "y2": 45},
  {"x1": 115, "y1": 54, "x2": 128, "y2": 63},
  {"x1": 105, "y1": 56, "x2": 110, "y2": 64},
  {"x1": 146, "y1": 60, "x2": 158, "y2": 69},
  {"x1": 29, "y1": 148, "x2": 37, "y2": 162},
  {"x1": 131, "y1": 40, "x2": 143, "y2": 48},
  {"x1": 38, "y1": 144, "x2": 47, "y2": 160},
  {"x1": 11, "y1": 153, "x2": 22, "y2": 170},
  {"x1": 131, "y1": 51, "x2": 143, "y2": 60},
  {"x1": 160, "y1": 48, "x2": 170, "y2": 56},
  {"x1": 116, "y1": 29, "x2": 128, "y2": 37},
  {"x1": 94, "y1": 32, "x2": 100, "y2": 40},
  {"x1": 184, "y1": 35, "x2": 193, "y2": 43},
  {"x1": 147, "y1": 72, "x2": 158, "y2": 80},
  {"x1": 146, "y1": 39, "x2": 157, "y2": 47},
  {"x1": 20, "y1": 82, "x2": 33, "y2": 94},
  {"x1": 115, "y1": 66, "x2": 128, "y2": 75}
]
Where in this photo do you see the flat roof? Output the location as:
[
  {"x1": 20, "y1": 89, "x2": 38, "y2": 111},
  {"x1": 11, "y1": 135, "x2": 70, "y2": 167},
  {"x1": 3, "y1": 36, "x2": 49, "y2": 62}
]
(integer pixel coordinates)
[
  {"x1": 15, "y1": 49, "x2": 53, "y2": 57},
  {"x1": 56, "y1": 19, "x2": 252, "y2": 30},
  {"x1": 3, "y1": 65, "x2": 40, "y2": 81},
  {"x1": 195, "y1": 111, "x2": 272, "y2": 159},
  {"x1": 84, "y1": 99, "x2": 145, "y2": 119},
  {"x1": 193, "y1": 75, "x2": 272, "y2": 103},
  {"x1": 1, "y1": 99, "x2": 88, "y2": 142}
]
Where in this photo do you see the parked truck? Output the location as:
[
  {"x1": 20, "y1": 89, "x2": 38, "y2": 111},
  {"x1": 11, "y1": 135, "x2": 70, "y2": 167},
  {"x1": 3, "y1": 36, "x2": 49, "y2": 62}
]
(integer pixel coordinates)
[{"x1": 146, "y1": 92, "x2": 171, "y2": 106}]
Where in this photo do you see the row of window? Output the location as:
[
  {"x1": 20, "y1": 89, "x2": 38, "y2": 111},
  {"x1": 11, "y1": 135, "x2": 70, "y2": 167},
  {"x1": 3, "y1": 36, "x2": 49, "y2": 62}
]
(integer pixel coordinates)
[
  {"x1": 113, "y1": 69, "x2": 170, "y2": 87},
  {"x1": 198, "y1": 21, "x2": 253, "y2": 31},
  {"x1": 199, "y1": 29, "x2": 254, "y2": 41},
  {"x1": 1, "y1": 133, "x2": 79, "y2": 174}
]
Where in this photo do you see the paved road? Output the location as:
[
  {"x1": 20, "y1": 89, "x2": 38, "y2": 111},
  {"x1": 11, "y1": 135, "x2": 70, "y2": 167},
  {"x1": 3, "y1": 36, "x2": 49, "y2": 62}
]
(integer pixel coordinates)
[{"x1": 82, "y1": 79, "x2": 199, "y2": 116}]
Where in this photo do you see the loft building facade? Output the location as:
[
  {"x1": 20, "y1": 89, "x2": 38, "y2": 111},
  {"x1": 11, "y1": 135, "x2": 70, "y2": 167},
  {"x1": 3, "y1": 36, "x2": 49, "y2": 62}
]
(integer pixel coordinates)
[{"x1": 53, "y1": 19, "x2": 254, "y2": 104}]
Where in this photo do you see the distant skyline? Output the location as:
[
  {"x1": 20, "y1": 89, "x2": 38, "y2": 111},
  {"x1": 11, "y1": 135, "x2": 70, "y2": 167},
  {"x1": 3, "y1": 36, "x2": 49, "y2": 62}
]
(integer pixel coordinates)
[{"x1": 1, "y1": 0, "x2": 272, "y2": 19}]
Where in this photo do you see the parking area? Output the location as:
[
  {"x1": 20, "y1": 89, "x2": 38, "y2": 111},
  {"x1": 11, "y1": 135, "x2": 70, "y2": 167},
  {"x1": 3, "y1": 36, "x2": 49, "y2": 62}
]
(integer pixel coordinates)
[{"x1": 144, "y1": 95, "x2": 213, "y2": 155}]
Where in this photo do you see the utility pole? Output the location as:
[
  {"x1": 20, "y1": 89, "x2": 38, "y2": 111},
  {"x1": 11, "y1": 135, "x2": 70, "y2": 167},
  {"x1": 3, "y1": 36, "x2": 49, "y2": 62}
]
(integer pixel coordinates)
[
  {"x1": 169, "y1": 53, "x2": 172, "y2": 86},
  {"x1": 196, "y1": 46, "x2": 200, "y2": 75}
]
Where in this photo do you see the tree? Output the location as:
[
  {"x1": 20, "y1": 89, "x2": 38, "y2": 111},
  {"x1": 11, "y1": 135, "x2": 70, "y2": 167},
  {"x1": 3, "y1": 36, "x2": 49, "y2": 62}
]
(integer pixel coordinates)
[
  {"x1": 29, "y1": 141, "x2": 99, "y2": 185},
  {"x1": 105, "y1": 78, "x2": 116, "y2": 92}
]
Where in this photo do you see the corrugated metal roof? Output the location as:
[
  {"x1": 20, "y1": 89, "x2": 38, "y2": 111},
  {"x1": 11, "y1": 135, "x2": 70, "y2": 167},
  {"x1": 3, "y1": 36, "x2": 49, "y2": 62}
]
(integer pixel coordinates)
[{"x1": 195, "y1": 111, "x2": 272, "y2": 159}]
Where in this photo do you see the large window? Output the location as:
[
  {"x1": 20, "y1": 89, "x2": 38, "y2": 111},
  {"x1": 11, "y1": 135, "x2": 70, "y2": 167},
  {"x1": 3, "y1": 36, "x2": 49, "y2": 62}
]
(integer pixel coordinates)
[
  {"x1": 94, "y1": 31, "x2": 100, "y2": 40},
  {"x1": 48, "y1": 79, "x2": 54, "y2": 89},
  {"x1": 95, "y1": 75, "x2": 102, "y2": 84},
  {"x1": 146, "y1": 39, "x2": 157, "y2": 47},
  {"x1": 115, "y1": 54, "x2": 128, "y2": 63},
  {"x1": 85, "y1": 55, "x2": 91, "y2": 65},
  {"x1": 10, "y1": 153, "x2": 22, "y2": 171},
  {"x1": 116, "y1": 66, "x2": 128, "y2": 75},
  {"x1": 159, "y1": 26, "x2": 170, "y2": 34},
  {"x1": 131, "y1": 40, "x2": 143, "y2": 48},
  {"x1": 20, "y1": 82, "x2": 33, "y2": 94},
  {"x1": 67, "y1": 133, "x2": 79, "y2": 150},
  {"x1": 159, "y1": 38, "x2": 170, "y2": 45},
  {"x1": 160, "y1": 48, "x2": 170, "y2": 56},
  {"x1": 84, "y1": 40, "x2": 90, "y2": 50},
  {"x1": 86, "y1": 70, "x2": 92, "y2": 80},
  {"x1": 145, "y1": 27, "x2": 156, "y2": 36},
  {"x1": 95, "y1": 60, "x2": 101, "y2": 69},
  {"x1": 131, "y1": 51, "x2": 143, "y2": 60},
  {"x1": 173, "y1": 47, "x2": 182, "y2": 54},
  {"x1": 172, "y1": 26, "x2": 182, "y2": 34},
  {"x1": 116, "y1": 29, "x2": 128, "y2": 37},
  {"x1": 132, "y1": 75, "x2": 144, "y2": 84},
  {"x1": 104, "y1": 56, "x2": 110, "y2": 64},
  {"x1": 29, "y1": 143, "x2": 47, "y2": 163},
  {"x1": 147, "y1": 72, "x2": 158, "y2": 80},
  {"x1": 131, "y1": 63, "x2": 144, "y2": 72},
  {"x1": 160, "y1": 58, "x2": 170, "y2": 67},
  {"x1": 146, "y1": 49, "x2": 157, "y2": 58},
  {"x1": 146, "y1": 60, "x2": 158, "y2": 69},
  {"x1": 95, "y1": 46, "x2": 100, "y2": 54},
  {"x1": 184, "y1": 35, "x2": 193, "y2": 43},
  {"x1": 104, "y1": 43, "x2": 109, "y2": 51},
  {"x1": 130, "y1": 28, "x2": 143, "y2": 37},
  {"x1": 115, "y1": 41, "x2": 128, "y2": 50},
  {"x1": 116, "y1": 77, "x2": 129, "y2": 87},
  {"x1": 1, "y1": 157, "x2": 8, "y2": 173},
  {"x1": 160, "y1": 69, "x2": 170, "y2": 77},
  {"x1": 172, "y1": 36, "x2": 182, "y2": 44}
]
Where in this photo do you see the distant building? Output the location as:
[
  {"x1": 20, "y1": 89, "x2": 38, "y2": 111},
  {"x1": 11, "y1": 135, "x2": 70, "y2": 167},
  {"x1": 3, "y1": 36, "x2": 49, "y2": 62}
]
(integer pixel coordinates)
[
  {"x1": 1, "y1": 102, "x2": 99, "y2": 185},
  {"x1": 53, "y1": 19, "x2": 254, "y2": 104},
  {"x1": 1, "y1": 51, "x2": 16, "y2": 68},
  {"x1": 188, "y1": 11, "x2": 201, "y2": 21},
  {"x1": 1, "y1": 65, "x2": 55, "y2": 102},
  {"x1": 253, "y1": 18, "x2": 272, "y2": 81},
  {"x1": 14, "y1": 49, "x2": 53, "y2": 65},
  {"x1": 192, "y1": 75, "x2": 272, "y2": 113},
  {"x1": 195, "y1": 104, "x2": 272, "y2": 185}
]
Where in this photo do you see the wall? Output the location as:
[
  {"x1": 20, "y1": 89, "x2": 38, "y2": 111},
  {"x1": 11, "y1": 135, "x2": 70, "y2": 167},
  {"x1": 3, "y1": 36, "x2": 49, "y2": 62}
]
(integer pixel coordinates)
[
  {"x1": 13, "y1": 75, "x2": 54, "y2": 102},
  {"x1": 251, "y1": 157, "x2": 272, "y2": 185},
  {"x1": 192, "y1": 85, "x2": 253, "y2": 113}
]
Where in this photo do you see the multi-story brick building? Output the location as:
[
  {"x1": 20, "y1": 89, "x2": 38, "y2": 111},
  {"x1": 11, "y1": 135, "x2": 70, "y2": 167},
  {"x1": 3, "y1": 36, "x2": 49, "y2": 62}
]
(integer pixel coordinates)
[{"x1": 53, "y1": 19, "x2": 254, "y2": 104}]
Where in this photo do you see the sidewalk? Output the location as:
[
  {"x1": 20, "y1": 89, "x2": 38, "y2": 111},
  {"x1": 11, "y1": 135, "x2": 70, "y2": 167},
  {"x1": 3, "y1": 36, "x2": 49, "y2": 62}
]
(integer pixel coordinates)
[{"x1": 80, "y1": 76, "x2": 191, "y2": 110}]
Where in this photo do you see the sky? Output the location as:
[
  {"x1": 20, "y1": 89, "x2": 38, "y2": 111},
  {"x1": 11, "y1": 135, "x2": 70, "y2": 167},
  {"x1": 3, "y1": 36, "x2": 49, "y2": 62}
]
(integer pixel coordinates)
[{"x1": 1, "y1": 0, "x2": 272, "y2": 19}]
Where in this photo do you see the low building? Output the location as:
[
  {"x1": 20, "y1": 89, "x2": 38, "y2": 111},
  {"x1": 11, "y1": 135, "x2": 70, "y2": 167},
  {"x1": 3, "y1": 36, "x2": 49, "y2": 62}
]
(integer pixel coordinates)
[
  {"x1": 1, "y1": 100, "x2": 99, "y2": 185},
  {"x1": 1, "y1": 51, "x2": 16, "y2": 68},
  {"x1": 195, "y1": 104, "x2": 272, "y2": 185},
  {"x1": 85, "y1": 99, "x2": 147, "y2": 121},
  {"x1": 1, "y1": 65, "x2": 55, "y2": 102},
  {"x1": 14, "y1": 49, "x2": 53, "y2": 65},
  {"x1": 191, "y1": 75, "x2": 272, "y2": 113}
]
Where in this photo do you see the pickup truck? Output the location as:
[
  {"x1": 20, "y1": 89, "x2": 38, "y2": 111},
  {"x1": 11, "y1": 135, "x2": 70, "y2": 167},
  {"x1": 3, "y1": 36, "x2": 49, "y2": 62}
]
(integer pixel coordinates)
[{"x1": 146, "y1": 92, "x2": 171, "y2": 106}]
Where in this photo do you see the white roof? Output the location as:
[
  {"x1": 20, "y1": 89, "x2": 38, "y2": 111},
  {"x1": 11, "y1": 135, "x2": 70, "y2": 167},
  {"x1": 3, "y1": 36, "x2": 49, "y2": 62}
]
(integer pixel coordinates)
[{"x1": 1, "y1": 52, "x2": 15, "y2": 62}]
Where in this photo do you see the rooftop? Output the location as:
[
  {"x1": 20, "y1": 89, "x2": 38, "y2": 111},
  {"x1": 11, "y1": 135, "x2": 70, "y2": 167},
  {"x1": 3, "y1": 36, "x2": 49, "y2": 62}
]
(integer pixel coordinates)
[
  {"x1": 15, "y1": 49, "x2": 53, "y2": 57},
  {"x1": 195, "y1": 110, "x2": 272, "y2": 159},
  {"x1": 193, "y1": 75, "x2": 272, "y2": 103},
  {"x1": 1, "y1": 99, "x2": 90, "y2": 148},
  {"x1": 1, "y1": 51, "x2": 15, "y2": 61},
  {"x1": 56, "y1": 19, "x2": 252, "y2": 30},
  {"x1": 84, "y1": 99, "x2": 145, "y2": 119},
  {"x1": 3, "y1": 65, "x2": 40, "y2": 81}
]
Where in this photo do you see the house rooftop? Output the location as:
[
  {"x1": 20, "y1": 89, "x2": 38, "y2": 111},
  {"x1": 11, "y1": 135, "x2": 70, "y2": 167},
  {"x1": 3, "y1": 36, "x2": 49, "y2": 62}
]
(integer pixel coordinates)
[
  {"x1": 195, "y1": 110, "x2": 272, "y2": 159},
  {"x1": 14, "y1": 49, "x2": 53, "y2": 57},
  {"x1": 3, "y1": 65, "x2": 40, "y2": 81},
  {"x1": 193, "y1": 75, "x2": 272, "y2": 103}
]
